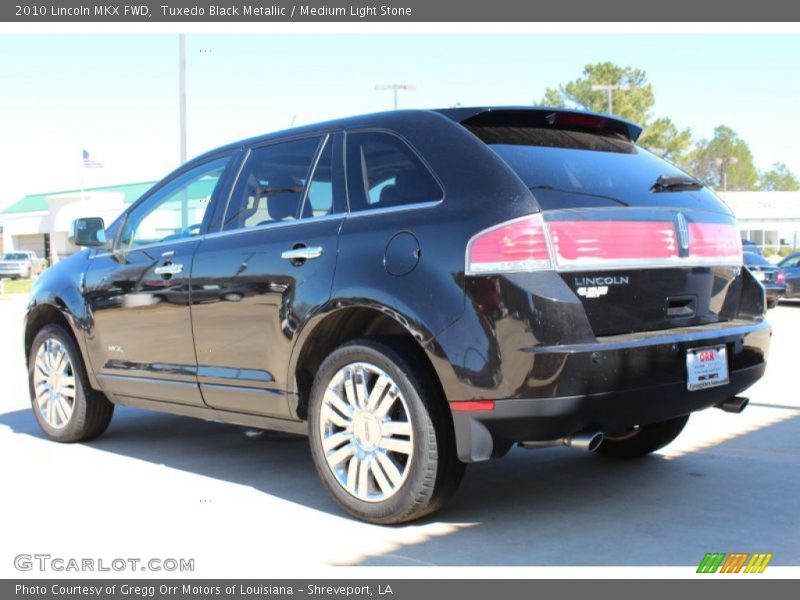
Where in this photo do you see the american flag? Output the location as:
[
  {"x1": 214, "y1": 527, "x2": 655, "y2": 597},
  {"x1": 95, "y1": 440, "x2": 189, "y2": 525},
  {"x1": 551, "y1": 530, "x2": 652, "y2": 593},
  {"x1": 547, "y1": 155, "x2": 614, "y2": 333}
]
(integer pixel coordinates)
[{"x1": 82, "y1": 149, "x2": 103, "y2": 168}]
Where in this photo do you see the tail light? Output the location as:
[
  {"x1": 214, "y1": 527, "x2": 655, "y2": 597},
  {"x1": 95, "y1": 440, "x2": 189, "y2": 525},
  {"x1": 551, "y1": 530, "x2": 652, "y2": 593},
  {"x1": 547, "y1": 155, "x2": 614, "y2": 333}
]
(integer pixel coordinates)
[
  {"x1": 687, "y1": 223, "x2": 743, "y2": 265},
  {"x1": 776, "y1": 270, "x2": 786, "y2": 284},
  {"x1": 466, "y1": 214, "x2": 552, "y2": 275},
  {"x1": 466, "y1": 212, "x2": 743, "y2": 275}
]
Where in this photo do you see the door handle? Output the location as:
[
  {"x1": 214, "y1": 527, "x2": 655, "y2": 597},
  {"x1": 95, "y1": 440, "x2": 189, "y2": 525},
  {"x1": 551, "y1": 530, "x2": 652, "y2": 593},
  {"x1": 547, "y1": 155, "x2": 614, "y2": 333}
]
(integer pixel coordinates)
[
  {"x1": 154, "y1": 263, "x2": 183, "y2": 276},
  {"x1": 281, "y1": 246, "x2": 323, "y2": 261}
]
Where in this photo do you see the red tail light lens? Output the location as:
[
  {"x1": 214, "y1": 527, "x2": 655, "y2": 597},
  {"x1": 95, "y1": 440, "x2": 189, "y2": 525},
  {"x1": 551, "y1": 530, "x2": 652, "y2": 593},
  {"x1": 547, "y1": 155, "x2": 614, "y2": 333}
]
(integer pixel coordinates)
[
  {"x1": 688, "y1": 223, "x2": 743, "y2": 265},
  {"x1": 548, "y1": 220, "x2": 678, "y2": 267},
  {"x1": 776, "y1": 270, "x2": 786, "y2": 284},
  {"x1": 466, "y1": 212, "x2": 743, "y2": 275},
  {"x1": 466, "y1": 214, "x2": 552, "y2": 275}
]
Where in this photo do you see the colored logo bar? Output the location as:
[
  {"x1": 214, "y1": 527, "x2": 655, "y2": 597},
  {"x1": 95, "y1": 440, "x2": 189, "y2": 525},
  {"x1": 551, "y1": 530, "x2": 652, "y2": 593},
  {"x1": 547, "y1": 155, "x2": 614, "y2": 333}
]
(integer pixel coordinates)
[{"x1": 697, "y1": 552, "x2": 772, "y2": 573}]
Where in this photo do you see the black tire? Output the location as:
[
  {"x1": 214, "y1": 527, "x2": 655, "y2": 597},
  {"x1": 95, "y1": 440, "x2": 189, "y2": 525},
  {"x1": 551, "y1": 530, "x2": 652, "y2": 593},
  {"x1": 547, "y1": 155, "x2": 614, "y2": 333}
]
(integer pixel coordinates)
[
  {"x1": 766, "y1": 298, "x2": 778, "y2": 309},
  {"x1": 308, "y1": 338, "x2": 465, "y2": 524},
  {"x1": 596, "y1": 414, "x2": 689, "y2": 459},
  {"x1": 28, "y1": 324, "x2": 114, "y2": 442}
]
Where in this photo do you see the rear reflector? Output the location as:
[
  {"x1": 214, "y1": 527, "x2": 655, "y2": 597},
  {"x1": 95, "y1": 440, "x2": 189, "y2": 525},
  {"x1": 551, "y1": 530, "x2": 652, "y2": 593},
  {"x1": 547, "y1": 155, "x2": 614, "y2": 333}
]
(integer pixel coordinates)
[
  {"x1": 466, "y1": 211, "x2": 743, "y2": 274},
  {"x1": 466, "y1": 214, "x2": 551, "y2": 275},
  {"x1": 449, "y1": 400, "x2": 496, "y2": 412}
]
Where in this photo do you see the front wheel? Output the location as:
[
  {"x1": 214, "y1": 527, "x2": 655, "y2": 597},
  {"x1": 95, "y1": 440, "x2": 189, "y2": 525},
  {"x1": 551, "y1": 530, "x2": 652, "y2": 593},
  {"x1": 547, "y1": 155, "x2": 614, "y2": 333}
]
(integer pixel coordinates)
[
  {"x1": 28, "y1": 324, "x2": 114, "y2": 442},
  {"x1": 308, "y1": 338, "x2": 465, "y2": 524},
  {"x1": 596, "y1": 414, "x2": 689, "y2": 459}
]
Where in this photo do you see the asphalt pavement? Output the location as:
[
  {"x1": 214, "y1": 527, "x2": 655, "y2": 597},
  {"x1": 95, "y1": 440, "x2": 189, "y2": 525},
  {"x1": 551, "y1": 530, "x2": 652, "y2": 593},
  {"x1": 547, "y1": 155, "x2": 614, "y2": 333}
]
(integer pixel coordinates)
[{"x1": 0, "y1": 293, "x2": 797, "y2": 574}]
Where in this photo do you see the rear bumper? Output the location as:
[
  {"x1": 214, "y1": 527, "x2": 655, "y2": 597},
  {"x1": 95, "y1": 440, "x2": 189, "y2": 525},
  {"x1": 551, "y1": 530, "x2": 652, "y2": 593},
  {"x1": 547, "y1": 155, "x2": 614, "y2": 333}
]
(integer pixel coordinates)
[
  {"x1": 450, "y1": 320, "x2": 771, "y2": 462},
  {"x1": 762, "y1": 284, "x2": 785, "y2": 301},
  {"x1": 0, "y1": 266, "x2": 26, "y2": 277}
]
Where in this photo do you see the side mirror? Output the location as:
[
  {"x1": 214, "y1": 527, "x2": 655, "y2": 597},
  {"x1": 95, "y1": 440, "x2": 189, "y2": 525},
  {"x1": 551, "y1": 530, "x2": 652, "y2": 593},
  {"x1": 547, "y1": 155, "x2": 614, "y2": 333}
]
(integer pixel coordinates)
[{"x1": 69, "y1": 217, "x2": 107, "y2": 247}]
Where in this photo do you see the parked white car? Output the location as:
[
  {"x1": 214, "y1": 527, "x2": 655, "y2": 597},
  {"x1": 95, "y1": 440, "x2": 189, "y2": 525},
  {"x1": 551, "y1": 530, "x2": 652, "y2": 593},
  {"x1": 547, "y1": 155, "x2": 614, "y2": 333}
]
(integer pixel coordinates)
[{"x1": 0, "y1": 251, "x2": 46, "y2": 279}]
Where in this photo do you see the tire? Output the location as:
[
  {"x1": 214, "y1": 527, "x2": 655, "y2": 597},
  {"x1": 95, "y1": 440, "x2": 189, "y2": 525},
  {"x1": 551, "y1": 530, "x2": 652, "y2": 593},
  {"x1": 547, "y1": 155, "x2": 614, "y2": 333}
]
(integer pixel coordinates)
[
  {"x1": 766, "y1": 298, "x2": 778, "y2": 309},
  {"x1": 308, "y1": 338, "x2": 465, "y2": 524},
  {"x1": 28, "y1": 324, "x2": 114, "y2": 442},
  {"x1": 595, "y1": 414, "x2": 689, "y2": 459}
]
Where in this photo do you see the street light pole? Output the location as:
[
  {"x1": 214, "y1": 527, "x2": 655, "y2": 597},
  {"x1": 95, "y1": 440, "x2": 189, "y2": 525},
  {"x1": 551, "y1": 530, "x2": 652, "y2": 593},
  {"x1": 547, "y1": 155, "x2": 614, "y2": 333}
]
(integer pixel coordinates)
[
  {"x1": 178, "y1": 34, "x2": 187, "y2": 165},
  {"x1": 590, "y1": 83, "x2": 631, "y2": 115},
  {"x1": 375, "y1": 84, "x2": 416, "y2": 110},
  {"x1": 714, "y1": 156, "x2": 739, "y2": 197}
]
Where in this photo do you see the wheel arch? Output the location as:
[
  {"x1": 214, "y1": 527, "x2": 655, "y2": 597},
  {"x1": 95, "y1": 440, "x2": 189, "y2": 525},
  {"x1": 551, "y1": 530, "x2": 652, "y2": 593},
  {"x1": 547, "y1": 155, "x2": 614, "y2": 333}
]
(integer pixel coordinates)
[
  {"x1": 289, "y1": 304, "x2": 452, "y2": 421},
  {"x1": 24, "y1": 298, "x2": 98, "y2": 390}
]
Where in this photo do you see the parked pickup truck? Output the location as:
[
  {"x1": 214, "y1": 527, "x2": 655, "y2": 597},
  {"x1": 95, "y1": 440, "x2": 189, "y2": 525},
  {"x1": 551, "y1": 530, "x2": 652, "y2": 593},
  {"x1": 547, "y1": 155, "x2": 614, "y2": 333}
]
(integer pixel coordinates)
[{"x1": 0, "y1": 251, "x2": 46, "y2": 279}]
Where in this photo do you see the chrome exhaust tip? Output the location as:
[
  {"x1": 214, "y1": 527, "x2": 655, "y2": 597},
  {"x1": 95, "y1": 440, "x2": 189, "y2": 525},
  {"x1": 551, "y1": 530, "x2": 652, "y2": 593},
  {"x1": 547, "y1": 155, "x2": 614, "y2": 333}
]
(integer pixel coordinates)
[
  {"x1": 520, "y1": 431, "x2": 603, "y2": 453},
  {"x1": 715, "y1": 396, "x2": 749, "y2": 414},
  {"x1": 564, "y1": 431, "x2": 604, "y2": 452}
]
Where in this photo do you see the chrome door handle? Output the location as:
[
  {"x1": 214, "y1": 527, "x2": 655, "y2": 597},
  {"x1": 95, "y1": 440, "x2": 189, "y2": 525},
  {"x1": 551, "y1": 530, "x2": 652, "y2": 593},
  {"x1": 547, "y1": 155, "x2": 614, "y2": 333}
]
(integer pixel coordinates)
[
  {"x1": 281, "y1": 246, "x2": 323, "y2": 261},
  {"x1": 154, "y1": 263, "x2": 183, "y2": 276}
]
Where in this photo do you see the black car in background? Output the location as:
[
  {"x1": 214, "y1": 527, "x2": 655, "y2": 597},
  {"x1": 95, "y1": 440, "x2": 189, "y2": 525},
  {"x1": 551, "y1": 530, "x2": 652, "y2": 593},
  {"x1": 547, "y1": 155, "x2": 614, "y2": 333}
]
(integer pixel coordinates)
[
  {"x1": 24, "y1": 107, "x2": 770, "y2": 523},
  {"x1": 777, "y1": 253, "x2": 800, "y2": 300},
  {"x1": 743, "y1": 251, "x2": 785, "y2": 309}
]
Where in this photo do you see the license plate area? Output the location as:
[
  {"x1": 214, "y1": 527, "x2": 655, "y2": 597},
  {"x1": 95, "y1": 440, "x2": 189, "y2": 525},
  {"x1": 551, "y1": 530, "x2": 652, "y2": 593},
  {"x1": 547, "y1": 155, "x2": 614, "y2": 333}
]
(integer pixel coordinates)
[{"x1": 686, "y1": 345, "x2": 729, "y2": 391}]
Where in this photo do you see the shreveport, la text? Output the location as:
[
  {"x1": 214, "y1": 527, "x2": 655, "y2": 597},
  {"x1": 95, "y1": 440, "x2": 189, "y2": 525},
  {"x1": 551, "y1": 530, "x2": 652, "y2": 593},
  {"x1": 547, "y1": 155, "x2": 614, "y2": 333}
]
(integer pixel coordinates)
[{"x1": 16, "y1": 584, "x2": 393, "y2": 597}]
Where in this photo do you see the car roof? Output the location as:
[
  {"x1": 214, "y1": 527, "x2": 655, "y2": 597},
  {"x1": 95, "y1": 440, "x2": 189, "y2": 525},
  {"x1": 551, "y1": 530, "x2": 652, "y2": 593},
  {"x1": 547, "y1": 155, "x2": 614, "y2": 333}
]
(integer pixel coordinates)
[{"x1": 189, "y1": 106, "x2": 644, "y2": 165}]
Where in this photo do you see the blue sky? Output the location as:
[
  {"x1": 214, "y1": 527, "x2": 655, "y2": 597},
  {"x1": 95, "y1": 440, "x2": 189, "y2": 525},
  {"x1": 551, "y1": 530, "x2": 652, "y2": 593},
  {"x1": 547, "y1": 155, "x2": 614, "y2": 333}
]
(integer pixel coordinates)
[{"x1": 1, "y1": 34, "x2": 799, "y2": 209}]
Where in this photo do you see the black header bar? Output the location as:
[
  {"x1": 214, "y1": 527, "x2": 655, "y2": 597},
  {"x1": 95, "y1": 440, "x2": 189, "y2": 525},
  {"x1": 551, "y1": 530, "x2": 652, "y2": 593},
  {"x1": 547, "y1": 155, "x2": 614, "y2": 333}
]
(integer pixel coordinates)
[{"x1": 3, "y1": 0, "x2": 800, "y2": 22}]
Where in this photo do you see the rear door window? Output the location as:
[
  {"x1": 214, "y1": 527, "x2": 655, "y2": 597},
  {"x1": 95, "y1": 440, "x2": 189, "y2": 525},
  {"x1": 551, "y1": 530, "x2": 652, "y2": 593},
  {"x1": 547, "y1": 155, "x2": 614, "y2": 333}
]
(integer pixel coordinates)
[{"x1": 345, "y1": 131, "x2": 443, "y2": 212}]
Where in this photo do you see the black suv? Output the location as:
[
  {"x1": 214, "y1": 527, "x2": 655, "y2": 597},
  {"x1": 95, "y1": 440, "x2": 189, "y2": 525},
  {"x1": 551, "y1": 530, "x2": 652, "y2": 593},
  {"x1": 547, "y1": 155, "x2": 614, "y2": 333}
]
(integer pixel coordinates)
[{"x1": 25, "y1": 108, "x2": 770, "y2": 524}]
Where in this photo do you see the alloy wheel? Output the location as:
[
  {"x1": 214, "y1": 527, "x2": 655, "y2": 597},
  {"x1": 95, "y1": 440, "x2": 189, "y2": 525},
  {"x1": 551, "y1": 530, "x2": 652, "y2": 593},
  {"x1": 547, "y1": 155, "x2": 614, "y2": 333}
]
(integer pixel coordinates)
[
  {"x1": 318, "y1": 362, "x2": 414, "y2": 502},
  {"x1": 32, "y1": 338, "x2": 76, "y2": 429}
]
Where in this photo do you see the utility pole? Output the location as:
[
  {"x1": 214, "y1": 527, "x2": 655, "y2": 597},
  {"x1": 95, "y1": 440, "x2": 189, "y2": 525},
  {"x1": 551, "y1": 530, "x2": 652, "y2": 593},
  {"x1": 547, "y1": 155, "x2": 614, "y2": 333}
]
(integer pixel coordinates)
[
  {"x1": 178, "y1": 34, "x2": 187, "y2": 165},
  {"x1": 590, "y1": 83, "x2": 630, "y2": 116},
  {"x1": 714, "y1": 156, "x2": 739, "y2": 197},
  {"x1": 375, "y1": 84, "x2": 416, "y2": 110}
]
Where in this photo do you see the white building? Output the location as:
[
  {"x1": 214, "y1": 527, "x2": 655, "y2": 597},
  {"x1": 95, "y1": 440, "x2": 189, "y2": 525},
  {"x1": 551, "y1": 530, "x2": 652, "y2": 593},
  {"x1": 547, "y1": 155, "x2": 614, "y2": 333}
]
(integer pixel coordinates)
[
  {"x1": 724, "y1": 191, "x2": 800, "y2": 251},
  {"x1": 0, "y1": 182, "x2": 154, "y2": 262}
]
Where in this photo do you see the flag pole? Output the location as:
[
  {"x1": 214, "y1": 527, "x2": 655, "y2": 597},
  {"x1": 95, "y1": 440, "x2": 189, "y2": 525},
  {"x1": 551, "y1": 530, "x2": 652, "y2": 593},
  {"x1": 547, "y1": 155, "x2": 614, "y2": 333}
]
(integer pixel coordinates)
[{"x1": 80, "y1": 149, "x2": 85, "y2": 202}]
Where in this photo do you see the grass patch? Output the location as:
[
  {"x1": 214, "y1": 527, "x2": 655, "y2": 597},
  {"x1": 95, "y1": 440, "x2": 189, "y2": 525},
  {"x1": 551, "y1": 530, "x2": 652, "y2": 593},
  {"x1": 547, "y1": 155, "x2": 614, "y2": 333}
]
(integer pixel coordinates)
[{"x1": 1, "y1": 278, "x2": 33, "y2": 295}]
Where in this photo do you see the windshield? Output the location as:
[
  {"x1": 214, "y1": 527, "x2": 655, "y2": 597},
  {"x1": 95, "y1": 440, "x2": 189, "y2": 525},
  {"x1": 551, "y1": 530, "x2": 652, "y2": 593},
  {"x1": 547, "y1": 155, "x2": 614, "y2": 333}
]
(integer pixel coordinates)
[
  {"x1": 469, "y1": 125, "x2": 730, "y2": 213},
  {"x1": 2, "y1": 253, "x2": 28, "y2": 260}
]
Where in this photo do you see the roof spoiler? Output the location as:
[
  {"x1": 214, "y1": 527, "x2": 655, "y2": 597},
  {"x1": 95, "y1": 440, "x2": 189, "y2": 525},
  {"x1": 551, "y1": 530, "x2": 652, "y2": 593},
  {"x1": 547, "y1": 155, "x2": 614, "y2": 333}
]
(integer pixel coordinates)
[{"x1": 436, "y1": 107, "x2": 643, "y2": 142}]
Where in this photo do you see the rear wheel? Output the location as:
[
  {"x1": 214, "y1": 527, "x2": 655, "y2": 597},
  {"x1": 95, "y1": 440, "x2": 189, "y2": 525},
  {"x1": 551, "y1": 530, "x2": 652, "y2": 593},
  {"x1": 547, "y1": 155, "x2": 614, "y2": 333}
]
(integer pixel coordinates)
[
  {"x1": 28, "y1": 324, "x2": 114, "y2": 442},
  {"x1": 596, "y1": 415, "x2": 689, "y2": 459},
  {"x1": 308, "y1": 338, "x2": 465, "y2": 524},
  {"x1": 767, "y1": 298, "x2": 778, "y2": 309}
]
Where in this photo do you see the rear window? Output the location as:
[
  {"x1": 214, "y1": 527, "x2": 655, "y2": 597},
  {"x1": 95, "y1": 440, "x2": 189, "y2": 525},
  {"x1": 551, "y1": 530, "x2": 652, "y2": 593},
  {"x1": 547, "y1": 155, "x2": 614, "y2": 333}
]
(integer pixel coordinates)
[
  {"x1": 3, "y1": 253, "x2": 28, "y2": 260},
  {"x1": 744, "y1": 252, "x2": 772, "y2": 267},
  {"x1": 467, "y1": 125, "x2": 729, "y2": 212}
]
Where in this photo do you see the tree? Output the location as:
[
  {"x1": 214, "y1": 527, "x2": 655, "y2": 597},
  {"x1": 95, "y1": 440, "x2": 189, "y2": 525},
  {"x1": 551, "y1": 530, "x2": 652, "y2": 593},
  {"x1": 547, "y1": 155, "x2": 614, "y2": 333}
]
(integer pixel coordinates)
[
  {"x1": 760, "y1": 162, "x2": 800, "y2": 191},
  {"x1": 687, "y1": 126, "x2": 760, "y2": 191},
  {"x1": 639, "y1": 117, "x2": 694, "y2": 165},
  {"x1": 540, "y1": 62, "x2": 692, "y2": 164}
]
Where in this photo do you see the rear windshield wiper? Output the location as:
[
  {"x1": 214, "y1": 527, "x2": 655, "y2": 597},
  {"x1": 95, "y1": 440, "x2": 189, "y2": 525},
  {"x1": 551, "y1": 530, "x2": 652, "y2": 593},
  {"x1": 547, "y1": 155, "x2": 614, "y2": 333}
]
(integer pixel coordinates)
[
  {"x1": 528, "y1": 185, "x2": 630, "y2": 207},
  {"x1": 651, "y1": 175, "x2": 704, "y2": 193}
]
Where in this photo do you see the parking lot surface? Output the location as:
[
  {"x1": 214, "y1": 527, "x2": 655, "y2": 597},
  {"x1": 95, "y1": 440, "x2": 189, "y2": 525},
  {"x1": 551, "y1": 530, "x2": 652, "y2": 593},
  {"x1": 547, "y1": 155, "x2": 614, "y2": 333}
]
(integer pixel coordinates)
[{"x1": 0, "y1": 293, "x2": 798, "y2": 573}]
